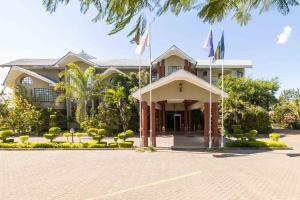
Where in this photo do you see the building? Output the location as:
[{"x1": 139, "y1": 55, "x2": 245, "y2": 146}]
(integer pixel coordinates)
[{"x1": 1, "y1": 45, "x2": 252, "y2": 148}]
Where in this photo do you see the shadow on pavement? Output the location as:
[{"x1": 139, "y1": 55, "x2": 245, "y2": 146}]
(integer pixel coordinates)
[
  {"x1": 286, "y1": 153, "x2": 300, "y2": 157},
  {"x1": 212, "y1": 153, "x2": 248, "y2": 158}
]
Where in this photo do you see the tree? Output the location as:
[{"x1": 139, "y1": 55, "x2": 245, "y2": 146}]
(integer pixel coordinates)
[
  {"x1": 42, "y1": 0, "x2": 298, "y2": 42},
  {"x1": 217, "y1": 75, "x2": 279, "y2": 133},
  {"x1": 55, "y1": 63, "x2": 103, "y2": 123},
  {"x1": 272, "y1": 88, "x2": 300, "y2": 128},
  {"x1": 6, "y1": 91, "x2": 42, "y2": 135}
]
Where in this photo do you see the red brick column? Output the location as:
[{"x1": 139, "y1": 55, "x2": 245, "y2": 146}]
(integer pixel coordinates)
[
  {"x1": 212, "y1": 102, "x2": 219, "y2": 147},
  {"x1": 161, "y1": 59, "x2": 165, "y2": 77},
  {"x1": 204, "y1": 103, "x2": 210, "y2": 147},
  {"x1": 158, "y1": 109, "x2": 161, "y2": 132},
  {"x1": 151, "y1": 102, "x2": 156, "y2": 147},
  {"x1": 184, "y1": 59, "x2": 188, "y2": 71},
  {"x1": 141, "y1": 101, "x2": 148, "y2": 147}
]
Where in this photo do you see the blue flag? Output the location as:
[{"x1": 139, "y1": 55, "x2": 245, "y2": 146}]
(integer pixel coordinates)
[
  {"x1": 203, "y1": 29, "x2": 214, "y2": 57},
  {"x1": 219, "y1": 31, "x2": 225, "y2": 59}
]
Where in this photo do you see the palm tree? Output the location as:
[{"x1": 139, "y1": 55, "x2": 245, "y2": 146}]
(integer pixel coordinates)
[
  {"x1": 55, "y1": 63, "x2": 103, "y2": 123},
  {"x1": 104, "y1": 86, "x2": 132, "y2": 131}
]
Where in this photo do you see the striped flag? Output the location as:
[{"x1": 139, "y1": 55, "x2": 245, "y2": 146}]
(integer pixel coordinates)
[
  {"x1": 203, "y1": 29, "x2": 214, "y2": 57},
  {"x1": 214, "y1": 31, "x2": 225, "y2": 61}
]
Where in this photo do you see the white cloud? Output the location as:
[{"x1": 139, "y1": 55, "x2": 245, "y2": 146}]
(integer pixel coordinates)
[{"x1": 277, "y1": 26, "x2": 292, "y2": 44}]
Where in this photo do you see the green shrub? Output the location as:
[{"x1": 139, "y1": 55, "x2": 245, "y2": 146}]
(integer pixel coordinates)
[
  {"x1": 5, "y1": 138, "x2": 14, "y2": 143},
  {"x1": 19, "y1": 135, "x2": 29, "y2": 143},
  {"x1": 87, "y1": 128, "x2": 106, "y2": 143},
  {"x1": 0, "y1": 129, "x2": 13, "y2": 142},
  {"x1": 225, "y1": 139, "x2": 287, "y2": 148},
  {"x1": 88, "y1": 143, "x2": 106, "y2": 148},
  {"x1": 108, "y1": 143, "x2": 118, "y2": 148},
  {"x1": 44, "y1": 127, "x2": 61, "y2": 142},
  {"x1": 31, "y1": 142, "x2": 58, "y2": 148},
  {"x1": 118, "y1": 141, "x2": 134, "y2": 148},
  {"x1": 49, "y1": 114, "x2": 57, "y2": 127},
  {"x1": 245, "y1": 130, "x2": 258, "y2": 141},
  {"x1": 269, "y1": 133, "x2": 281, "y2": 141},
  {"x1": 118, "y1": 130, "x2": 134, "y2": 141},
  {"x1": 49, "y1": 127, "x2": 61, "y2": 135},
  {"x1": 43, "y1": 134, "x2": 58, "y2": 142},
  {"x1": 0, "y1": 125, "x2": 9, "y2": 131}
]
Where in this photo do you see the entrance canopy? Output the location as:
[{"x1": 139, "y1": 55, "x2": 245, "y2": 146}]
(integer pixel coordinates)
[{"x1": 132, "y1": 69, "x2": 227, "y2": 109}]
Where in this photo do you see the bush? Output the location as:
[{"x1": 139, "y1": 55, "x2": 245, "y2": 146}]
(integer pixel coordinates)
[
  {"x1": 108, "y1": 143, "x2": 118, "y2": 148},
  {"x1": 88, "y1": 143, "x2": 106, "y2": 148},
  {"x1": 19, "y1": 135, "x2": 29, "y2": 143},
  {"x1": 113, "y1": 137, "x2": 118, "y2": 143},
  {"x1": 118, "y1": 130, "x2": 134, "y2": 141},
  {"x1": 0, "y1": 125, "x2": 9, "y2": 131},
  {"x1": 118, "y1": 141, "x2": 134, "y2": 148},
  {"x1": 5, "y1": 138, "x2": 14, "y2": 143},
  {"x1": 241, "y1": 106, "x2": 270, "y2": 134},
  {"x1": 87, "y1": 128, "x2": 106, "y2": 143},
  {"x1": 269, "y1": 133, "x2": 280, "y2": 141},
  {"x1": 49, "y1": 127, "x2": 61, "y2": 135},
  {"x1": 31, "y1": 142, "x2": 58, "y2": 148},
  {"x1": 245, "y1": 130, "x2": 258, "y2": 141},
  {"x1": 0, "y1": 129, "x2": 13, "y2": 142},
  {"x1": 292, "y1": 121, "x2": 300, "y2": 130},
  {"x1": 44, "y1": 127, "x2": 61, "y2": 142},
  {"x1": 225, "y1": 139, "x2": 287, "y2": 148}
]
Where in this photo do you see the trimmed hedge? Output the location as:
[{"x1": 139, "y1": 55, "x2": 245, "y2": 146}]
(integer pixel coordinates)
[
  {"x1": 118, "y1": 141, "x2": 134, "y2": 148},
  {"x1": 269, "y1": 133, "x2": 280, "y2": 141},
  {"x1": 225, "y1": 139, "x2": 287, "y2": 148}
]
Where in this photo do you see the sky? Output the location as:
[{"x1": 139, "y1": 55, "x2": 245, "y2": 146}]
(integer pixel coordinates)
[{"x1": 0, "y1": 0, "x2": 299, "y2": 94}]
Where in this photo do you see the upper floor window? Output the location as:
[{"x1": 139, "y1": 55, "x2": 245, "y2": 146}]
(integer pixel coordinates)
[
  {"x1": 21, "y1": 76, "x2": 33, "y2": 86},
  {"x1": 168, "y1": 66, "x2": 182, "y2": 75}
]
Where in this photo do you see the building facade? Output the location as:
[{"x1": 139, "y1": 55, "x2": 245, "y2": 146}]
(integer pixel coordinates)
[{"x1": 1, "y1": 45, "x2": 252, "y2": 148}]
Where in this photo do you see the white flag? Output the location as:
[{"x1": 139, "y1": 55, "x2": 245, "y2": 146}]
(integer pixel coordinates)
[{"x1": 135, "y1": 24, "x2": 150, "y2": 55}]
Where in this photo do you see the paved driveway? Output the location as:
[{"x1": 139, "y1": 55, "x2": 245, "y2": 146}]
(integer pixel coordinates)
[{"x1": 1, "y1": 130, "x2": 300, "y2": 200}]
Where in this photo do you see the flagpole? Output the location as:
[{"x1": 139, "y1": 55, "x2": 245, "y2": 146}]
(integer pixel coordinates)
[
  {"x1": 209, "y1": 58, "x2": 212, "y2": 149},
  {"x1": 220, "y1": 59, "x2": 224, "y2": 148},
  {"x1": 139, "y1": 56, "x2": 142, "y2": 147},
  {"x1": 149, "y1": 23, "x2": 152, "y2": 146}
]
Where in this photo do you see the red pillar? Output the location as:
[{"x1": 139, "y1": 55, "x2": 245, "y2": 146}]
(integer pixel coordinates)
[
  {"x1": 158, "y1": 109, "x2": 161, "y2": 132},
  {"x1": 204, "y1": 103, "x2": 210, "y2": 147},
  {"x1": 162, "y1": 103, "x2": 166, "y2": 132},
  {"x1": 212, "y1": 102, "x2": 219, "y2": 147},
  {"x1": 161, "y1": 59, "x2": 165, "y2": 77},
  {"x1": 141, "y1": 101, "x2": 148, "y2": 147},
  {"x1": 151, "y1": 102, "x2": 156, "y2": 147}
]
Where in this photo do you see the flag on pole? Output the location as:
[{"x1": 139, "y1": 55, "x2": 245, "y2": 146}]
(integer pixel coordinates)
[
  {"x1": 214, "y1": 31, "x2": 225, "y2": 61},
  {"x1": 135, "y1": 24, "x2": 150, "y2": 55},
  {"x1": 203, "y1": 29, "x2": 214, "y2": 57}
]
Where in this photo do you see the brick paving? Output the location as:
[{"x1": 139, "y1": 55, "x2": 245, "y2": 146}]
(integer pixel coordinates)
[{"x1": 1, "y1": 130, "x2": 300, "y2": 200}]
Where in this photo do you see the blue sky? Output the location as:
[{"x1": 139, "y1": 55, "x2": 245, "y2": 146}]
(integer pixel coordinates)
[{"x1": 0, "y1": 0, "x2": 299, "y2": 94}]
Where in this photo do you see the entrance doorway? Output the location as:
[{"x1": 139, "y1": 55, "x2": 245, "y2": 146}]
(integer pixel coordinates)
[{"x1": 174, "y1": 114, "x2": 181, "y2": 132}]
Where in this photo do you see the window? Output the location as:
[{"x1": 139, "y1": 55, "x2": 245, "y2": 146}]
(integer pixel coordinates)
[
  {"x1": 168, "y1": 66, "x2": 182, "y2": 74},
  {"x1": 203, "y1": 71, "x2": 208, "y2": 76},
  {"x1": 34, "y1": 88, "x2": 58, "y2": 102},
  {"x1": 237, "y1": 71, "x2": 244, "y2": 77},
  {"x1": 21, "y1": 77, "x2": 33, "y2": 85}
]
